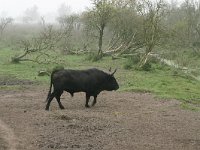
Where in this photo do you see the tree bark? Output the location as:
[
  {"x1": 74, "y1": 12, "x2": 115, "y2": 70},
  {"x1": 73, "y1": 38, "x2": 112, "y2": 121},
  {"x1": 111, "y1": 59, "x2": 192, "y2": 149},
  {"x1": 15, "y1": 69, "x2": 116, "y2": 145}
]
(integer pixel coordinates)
[{"x1": 98, "y1": 25, "x2": 105, "y2": 57}]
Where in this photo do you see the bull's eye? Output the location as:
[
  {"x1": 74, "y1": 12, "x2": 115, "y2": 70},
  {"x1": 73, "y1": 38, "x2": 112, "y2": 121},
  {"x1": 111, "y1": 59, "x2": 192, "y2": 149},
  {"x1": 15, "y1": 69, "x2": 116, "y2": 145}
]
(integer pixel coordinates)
[
  {"x1": 108, "y1": 75, "x2": 113, "y2": 80},
  {"x1": 109, "y1": 76, "x2": 115, "y2": 82}
]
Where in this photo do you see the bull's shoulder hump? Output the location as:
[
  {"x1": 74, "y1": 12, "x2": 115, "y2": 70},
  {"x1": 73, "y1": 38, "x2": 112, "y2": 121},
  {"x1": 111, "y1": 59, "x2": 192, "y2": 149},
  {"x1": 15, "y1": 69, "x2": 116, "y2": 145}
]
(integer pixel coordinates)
[
  {"x1": 87, "y1": 68, "x2": 105, "y2": 72},
  {"x1": 54, "y1": 68, "x2": 107, "y2": 76}
]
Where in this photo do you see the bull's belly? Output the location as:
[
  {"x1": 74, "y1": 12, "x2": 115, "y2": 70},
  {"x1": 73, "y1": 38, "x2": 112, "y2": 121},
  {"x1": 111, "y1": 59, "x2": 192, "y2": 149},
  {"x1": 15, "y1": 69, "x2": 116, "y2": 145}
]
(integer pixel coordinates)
[
  {"x1": 64, "y1": 88, "x2": 85, "y2": 93},
  {"x1": 64, "y1": 88, "x2": 98, "y2": 96}
]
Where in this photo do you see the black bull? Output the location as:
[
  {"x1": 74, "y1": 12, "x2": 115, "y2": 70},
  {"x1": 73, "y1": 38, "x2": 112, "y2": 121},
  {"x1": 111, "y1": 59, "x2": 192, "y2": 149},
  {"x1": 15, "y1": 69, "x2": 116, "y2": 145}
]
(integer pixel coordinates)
[{"x1": 45, "y1": 68, "x2": 119, "y2": 110}]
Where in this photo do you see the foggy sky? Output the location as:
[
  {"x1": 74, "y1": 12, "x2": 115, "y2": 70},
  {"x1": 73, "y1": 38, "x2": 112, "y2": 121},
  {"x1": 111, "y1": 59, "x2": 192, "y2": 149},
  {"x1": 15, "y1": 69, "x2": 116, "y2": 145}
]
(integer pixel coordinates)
[
  {"x1": 0, "y1": 0, "x2": 186, "y2": 19},
  {"x1": 0, "y1": 0, "x2": 92, "y2": 18}
]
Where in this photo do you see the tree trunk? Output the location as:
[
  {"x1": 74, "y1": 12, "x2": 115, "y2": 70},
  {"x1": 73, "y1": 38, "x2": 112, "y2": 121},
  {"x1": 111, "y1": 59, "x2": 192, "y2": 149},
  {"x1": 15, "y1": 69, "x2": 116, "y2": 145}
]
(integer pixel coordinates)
[
  {"x1": 138, "y1": 45, "x2": 154, "y2": 68},
  {"x1": 138, "y1": 52, "x2": 150, "y2": 68},
  {"x1": 98, "y1": 25, "x2": 105, "y2": 57},
  {"x1": 11, "y1": 50, "x2": 29, "y2": 63}
]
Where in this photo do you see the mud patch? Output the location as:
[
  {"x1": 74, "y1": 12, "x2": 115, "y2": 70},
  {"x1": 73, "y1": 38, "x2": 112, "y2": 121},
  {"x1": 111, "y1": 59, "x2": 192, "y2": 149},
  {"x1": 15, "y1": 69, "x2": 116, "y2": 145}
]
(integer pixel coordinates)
[
  {"x1": 0, "y1": 120, "x2": 17, "y2": 150},
  {"x1": 0, "y1": 136, "x2": 9, "y2": 150},
  {"x1": 53, "y1": 114, "x2": 72, "y2": 121},
  {"x1": 0, "y1": 87, "x2": 200, "y2": 150}
]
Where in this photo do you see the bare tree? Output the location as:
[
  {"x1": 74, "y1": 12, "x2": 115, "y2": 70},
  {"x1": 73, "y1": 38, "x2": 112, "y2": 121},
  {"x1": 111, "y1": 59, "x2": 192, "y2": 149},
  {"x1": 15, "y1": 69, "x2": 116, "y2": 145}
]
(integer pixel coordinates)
[
  {"x1": 105, "y1": 0, "x2": 140, "y2": 55},
  {"x1": 57, "y1": 14, "x2": 80, "y2": 53},
  {"x1": 137, "y1": 0, "x2": 168, "y2": 67},
  {"x1": 0, "y1": 17, "x2": 13, "y2": 37},
  {"x1": 183, "y1": 0, "x2": 200, "y2": 54},
  {"x1": 83, "y1": 0, "x2": 114, "y2": 57},
  {"x1": 22, "y1": 5, "x2": 40, "y2": 23},
  {"x1": 11, "y1": 19, "x2": 62, "y2": 64},
  {"x1": 166, "y1": 0, "x2": 200, "y2": 55},
  {"x1": 57, "y1": 3, "x2": 71, "y2": 17}
]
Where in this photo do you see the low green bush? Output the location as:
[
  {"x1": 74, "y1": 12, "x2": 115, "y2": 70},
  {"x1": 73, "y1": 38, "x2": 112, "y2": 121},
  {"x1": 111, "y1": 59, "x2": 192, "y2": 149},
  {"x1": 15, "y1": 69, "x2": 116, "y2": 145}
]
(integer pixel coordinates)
[
  {"x1": 85, "y1": 52, "x2": 102, "y2": 62},
  {"x1": 52, "y1": 65, "x2": 65, "y2": 72},
  {"x1": 123, "y1": 55, "x2": 140, "y2": 70}
]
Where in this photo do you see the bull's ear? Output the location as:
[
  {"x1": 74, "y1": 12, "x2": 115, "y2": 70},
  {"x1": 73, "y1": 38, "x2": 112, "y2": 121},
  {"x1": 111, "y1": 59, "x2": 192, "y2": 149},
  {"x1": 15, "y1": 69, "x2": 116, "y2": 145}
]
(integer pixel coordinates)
[
  {"x1": 111, "y1": 68, "x2": 117, "y2": 76},
  {"x1": 109, "y1": 67, "x2": 112, "y2": 72}
]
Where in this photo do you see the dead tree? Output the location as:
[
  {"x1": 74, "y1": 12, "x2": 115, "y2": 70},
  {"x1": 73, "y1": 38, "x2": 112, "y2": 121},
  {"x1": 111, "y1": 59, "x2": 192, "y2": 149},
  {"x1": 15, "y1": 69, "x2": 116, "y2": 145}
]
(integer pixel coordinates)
[
  {"x1": 11, "y1": 20, "x2": 63, "y2": 64},
  {"x1": 137, "y1": 0, "x2": 167, "y2": 68},
  {"x1": 0, "y1": 17, "x2": 13, "y2": 37}
]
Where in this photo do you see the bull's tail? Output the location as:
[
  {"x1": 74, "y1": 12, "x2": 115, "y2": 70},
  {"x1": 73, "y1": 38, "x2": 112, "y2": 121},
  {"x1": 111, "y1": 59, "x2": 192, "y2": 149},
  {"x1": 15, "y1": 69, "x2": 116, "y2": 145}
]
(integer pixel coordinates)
[
  {"x1": 45, "y1": 67, "x2": 64, "y2": 102},
  {"x1": 45, "y1": 72, "x2": 53, "y2": 102},
  {"x1": 45, "y1": 70, "x2": 57, "y2": 102}
]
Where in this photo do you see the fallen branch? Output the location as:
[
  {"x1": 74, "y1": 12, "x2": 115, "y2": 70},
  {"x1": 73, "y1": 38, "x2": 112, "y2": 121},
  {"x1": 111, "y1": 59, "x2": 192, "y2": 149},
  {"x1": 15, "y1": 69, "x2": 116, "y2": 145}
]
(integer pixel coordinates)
[{"x1": 38, "y1": 70, "x2": 50, "y2": 76}]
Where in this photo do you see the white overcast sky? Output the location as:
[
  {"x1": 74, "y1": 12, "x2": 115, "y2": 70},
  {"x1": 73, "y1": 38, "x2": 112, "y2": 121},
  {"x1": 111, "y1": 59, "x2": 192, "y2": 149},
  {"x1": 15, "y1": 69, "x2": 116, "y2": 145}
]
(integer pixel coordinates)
[
  {"x1": 0, "y1": 0, "x2": 185, "y2": 18},
  {"x1": 0, "y1": 0, "x2": 92, "y2": 17}
]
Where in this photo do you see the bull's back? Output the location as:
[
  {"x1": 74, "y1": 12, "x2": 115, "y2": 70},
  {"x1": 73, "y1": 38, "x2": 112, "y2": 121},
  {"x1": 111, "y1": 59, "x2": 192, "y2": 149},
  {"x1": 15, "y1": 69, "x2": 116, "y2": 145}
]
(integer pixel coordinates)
[{"x1": 52, "y1": 69, "x2": 105, "y2": 92}]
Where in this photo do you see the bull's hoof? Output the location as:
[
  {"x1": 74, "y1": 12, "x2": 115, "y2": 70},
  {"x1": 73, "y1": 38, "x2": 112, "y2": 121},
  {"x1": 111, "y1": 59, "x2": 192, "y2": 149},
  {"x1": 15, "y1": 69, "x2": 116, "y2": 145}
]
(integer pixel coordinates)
[
  {"x1": 85, "y1": 105, "x2": 90, "y2": 108},
  {"x1": 45, "y1": 108, "x2": 49, "y2": 111},
  {"x1": 60, "y1": 106, "x2": 65, "y2": 110},
  {"x1": 92, "y1": 103, "x2": 96, "y2": 106}
]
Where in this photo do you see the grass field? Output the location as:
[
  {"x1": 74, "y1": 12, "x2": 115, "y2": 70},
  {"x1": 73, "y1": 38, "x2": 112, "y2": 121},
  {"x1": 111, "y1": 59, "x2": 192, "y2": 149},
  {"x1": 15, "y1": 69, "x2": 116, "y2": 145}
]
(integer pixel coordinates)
[{"x1": 0, "y1": 48, "x2": 200, "y2": 109}]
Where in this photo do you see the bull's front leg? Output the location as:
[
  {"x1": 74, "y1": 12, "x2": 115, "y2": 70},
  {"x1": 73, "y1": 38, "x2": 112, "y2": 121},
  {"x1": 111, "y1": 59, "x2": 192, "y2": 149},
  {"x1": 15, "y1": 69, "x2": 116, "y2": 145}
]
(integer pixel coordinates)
[{"x1": 85, "y1": 93, "x2": 90, "y2": 108}]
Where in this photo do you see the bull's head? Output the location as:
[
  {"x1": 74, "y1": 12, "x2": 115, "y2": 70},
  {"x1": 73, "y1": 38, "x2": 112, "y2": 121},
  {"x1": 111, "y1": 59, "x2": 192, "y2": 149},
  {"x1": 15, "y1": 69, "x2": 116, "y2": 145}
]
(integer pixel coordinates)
[{"x1": 106, "y1": 68, "x2": 119, "y2": 91}]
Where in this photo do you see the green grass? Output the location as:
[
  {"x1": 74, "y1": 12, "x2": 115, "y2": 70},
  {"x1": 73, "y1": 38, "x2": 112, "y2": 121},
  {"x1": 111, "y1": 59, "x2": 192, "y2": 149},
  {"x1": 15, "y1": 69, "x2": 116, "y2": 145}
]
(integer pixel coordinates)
[
  {"x1": 180, "y1": 102, "x2": 200, "y2": 111},
  {"x1": 0, "y1": 48, "x2": 200, "y2": 108}
]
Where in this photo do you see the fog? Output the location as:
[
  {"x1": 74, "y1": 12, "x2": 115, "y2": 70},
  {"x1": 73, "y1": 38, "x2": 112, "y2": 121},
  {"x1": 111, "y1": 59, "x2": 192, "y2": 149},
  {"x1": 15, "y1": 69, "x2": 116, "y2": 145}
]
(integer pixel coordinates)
[
  {"x1": 0, "y1": 0, "x2": 186, "y2": 23},
  {"x1": 0, "y1": 0, "x2": 92, "y2": 22}
]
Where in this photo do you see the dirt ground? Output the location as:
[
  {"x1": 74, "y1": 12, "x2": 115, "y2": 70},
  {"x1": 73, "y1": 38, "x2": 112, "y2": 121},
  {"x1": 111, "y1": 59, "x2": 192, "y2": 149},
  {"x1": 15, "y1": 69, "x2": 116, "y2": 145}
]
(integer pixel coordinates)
[{"x1": 0, "y1": 84, "x2": 200, "y2": 150}]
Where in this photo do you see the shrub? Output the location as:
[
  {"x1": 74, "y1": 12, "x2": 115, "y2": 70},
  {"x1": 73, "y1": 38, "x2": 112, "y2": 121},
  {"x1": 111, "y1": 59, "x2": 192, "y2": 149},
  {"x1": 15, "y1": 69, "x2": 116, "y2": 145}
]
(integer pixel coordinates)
[
  {"x1": 123, "y1": 62, "x2": 132, "y2": 70},
  {"x1": 52, "y1": 65, "x2": 64, "y2": 72},
  {"x1": 123, "y1": 55, "x2": 140, "y2": 70},
  {"x1": 148, "y1": 56, "x2": 159, "y2": 64},
  {"x1": 141, "y1": 62, "x2": 152, "y2": 71},
  {"x1": 86, "y1": 52, "x2": 102, "y2": 62}
]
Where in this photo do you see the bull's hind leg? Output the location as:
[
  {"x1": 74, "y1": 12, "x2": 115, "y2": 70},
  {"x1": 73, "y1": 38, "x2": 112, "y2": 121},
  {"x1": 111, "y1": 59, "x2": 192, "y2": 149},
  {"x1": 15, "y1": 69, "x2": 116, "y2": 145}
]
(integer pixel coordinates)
[
  {"x1": 92, "y1": 95, "x2": 97, "y2": 106},
  {"x1": 85, "y1": 93, "x2": 90, "y2": 108},
  {"x1": 55, "y1": 91, "x2": 65, "y2": 109},
  {"x1": 45, "y1": 92, "x2": 56, "y2": 110}
]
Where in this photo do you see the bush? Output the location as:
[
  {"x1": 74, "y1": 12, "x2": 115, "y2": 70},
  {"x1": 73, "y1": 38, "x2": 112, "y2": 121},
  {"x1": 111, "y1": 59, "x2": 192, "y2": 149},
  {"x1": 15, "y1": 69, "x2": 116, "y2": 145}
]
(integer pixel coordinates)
[
  {"x1": 138, "y1": 55, "x2": 161, "y2": 71},
  {"x1": 52, "y1": 65, "x2": 64, "y2": 72},
  {"x1": 123, "y1": 55, "x2": 140, "y2": 70},
  {"x1": 123, "y1": 62, "x2": 132, "y2": 70},
  {"x1": 11, "y1": 56, "x2": 20, "y2": 64},
  {"x1": 148, "y1": 56, "x2": 159, "y2": 64},
  {"x1": 86, "y1": 52, "x2": 102, "y2": 62},
  {"x1": 141, "y1": 62, "x2": 152, "y2": 71},
  {"x1": 130, "y1": 55, "x2": 141, "y2": 64}
]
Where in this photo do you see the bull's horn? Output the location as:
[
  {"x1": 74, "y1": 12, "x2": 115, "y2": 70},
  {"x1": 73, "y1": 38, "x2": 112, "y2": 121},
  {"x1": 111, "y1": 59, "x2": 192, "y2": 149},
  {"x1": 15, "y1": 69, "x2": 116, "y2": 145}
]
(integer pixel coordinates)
[
  {"x1": 111, "y1": 68, "x2": 117, "y2": 75},
  {"x1": 109, "y1": 67, "x2": 112, "y2": 72}
]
